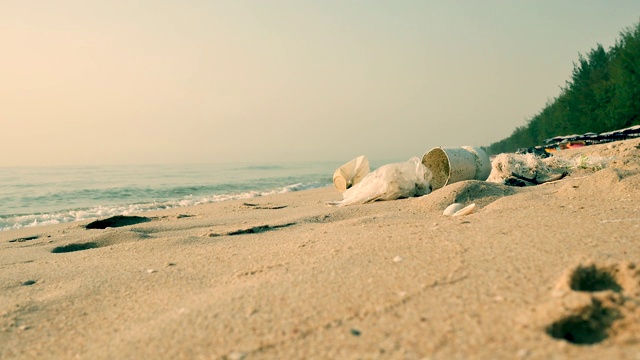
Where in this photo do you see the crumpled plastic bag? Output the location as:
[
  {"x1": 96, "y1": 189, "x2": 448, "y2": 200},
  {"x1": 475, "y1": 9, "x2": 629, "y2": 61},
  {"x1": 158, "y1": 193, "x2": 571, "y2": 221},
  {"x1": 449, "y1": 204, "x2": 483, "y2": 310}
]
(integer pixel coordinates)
[
  {"x1": 328, "y1": 157, "x2": 433, "y2": 206},
  {"x1": 333, "y1": 155, "x2": 370, "y2": 192}
]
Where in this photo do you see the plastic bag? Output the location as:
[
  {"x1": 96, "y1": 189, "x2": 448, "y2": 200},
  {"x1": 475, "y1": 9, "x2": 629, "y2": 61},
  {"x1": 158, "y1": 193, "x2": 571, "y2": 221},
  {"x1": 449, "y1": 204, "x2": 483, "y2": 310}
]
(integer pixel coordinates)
[
  {"x1": 333, "y1": 155, "x2": 370, "y2": 192},
  {"x1": 328, "y1": 157, "x2": 433, "y2": 206}
]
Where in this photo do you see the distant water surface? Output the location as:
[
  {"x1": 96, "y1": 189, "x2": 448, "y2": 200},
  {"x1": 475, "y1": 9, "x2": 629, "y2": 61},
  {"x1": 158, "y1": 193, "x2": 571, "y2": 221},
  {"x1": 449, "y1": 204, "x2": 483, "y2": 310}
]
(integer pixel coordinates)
[{"x1": 0, "y1": 160, "x2": 393, "y2": 231}]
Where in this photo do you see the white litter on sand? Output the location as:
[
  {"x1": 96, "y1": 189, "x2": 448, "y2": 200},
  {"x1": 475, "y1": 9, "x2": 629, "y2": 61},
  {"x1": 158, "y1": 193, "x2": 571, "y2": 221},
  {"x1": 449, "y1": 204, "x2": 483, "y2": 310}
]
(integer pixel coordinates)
[{"x1": 487, "y1": 153, "x2": 611, "y2": 184}]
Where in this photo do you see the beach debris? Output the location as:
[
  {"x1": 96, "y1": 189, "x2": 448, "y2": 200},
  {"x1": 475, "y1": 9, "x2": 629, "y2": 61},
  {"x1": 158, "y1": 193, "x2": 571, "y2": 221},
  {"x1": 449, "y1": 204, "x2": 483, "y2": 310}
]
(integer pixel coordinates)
[
  {"x1": 504, "y1": 178, "x2": 528, "y2": 187},
  {"x1": 328, "y1": 157, "x2": 432, "y2": 206},
  {"x1": 508, "y1": 171, "x2": 569, "y2": 186},
  {"x1": 488, "y1": 153, "x2": 609, "y2": 186},
  {"x1": 535, "y1": 126, "x2": 640, "y2": 154},
  {"x1": 333, "y1": 155, "x2": 370, "y2": 192},
  {"x1": 147, "y1": 269, "x2": 158, "y2": 274},
  {"x1": 393, "y1": 255, "x2": 403, "y2": 263},
  {"x1": 443, "y1": 203, "x2": 464, "y2": 216},
  {"x1": 422, "y1": 146, "x2": 492, "y2": 190},
  {"x1": 350, "y1": 328, "x2": 362, "y2": 336},
  {"x1": 489, "y1": 153, "x2": 566, "y2": 184},
  {"x1": 21, "y1": 280, "x2": 37, "y2": 286},
  {"x1": 85, "y1": 215, "x2": 151, "y2": 229},
  {"x1": 8, "y1": 235, "x2": 39, "y2": 243},
  {"x1": 451, "y1": 203, "x2": 476, "y2": 217}
]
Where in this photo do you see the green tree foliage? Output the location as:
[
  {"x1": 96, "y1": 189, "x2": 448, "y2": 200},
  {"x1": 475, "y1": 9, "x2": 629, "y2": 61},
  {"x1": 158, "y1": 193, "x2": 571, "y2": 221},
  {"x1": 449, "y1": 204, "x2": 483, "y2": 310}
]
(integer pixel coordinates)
[{"x1": 486, "y1": 21, "x2": 640, "y2": 155}]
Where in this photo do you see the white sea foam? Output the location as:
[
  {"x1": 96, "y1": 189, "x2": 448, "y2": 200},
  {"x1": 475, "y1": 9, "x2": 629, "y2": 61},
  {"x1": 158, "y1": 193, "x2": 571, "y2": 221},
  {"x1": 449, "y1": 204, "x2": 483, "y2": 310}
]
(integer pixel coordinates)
[{"x1": 0, "y1": 182, "x2": 320, "y2": 231}]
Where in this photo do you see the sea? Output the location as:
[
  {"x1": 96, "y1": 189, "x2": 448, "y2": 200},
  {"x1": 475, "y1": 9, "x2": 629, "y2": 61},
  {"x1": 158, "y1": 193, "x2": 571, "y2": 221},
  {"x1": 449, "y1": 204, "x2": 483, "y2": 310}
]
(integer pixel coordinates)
[{"x1": 0, "y1": 160, "x2": 391, "y2": 232}]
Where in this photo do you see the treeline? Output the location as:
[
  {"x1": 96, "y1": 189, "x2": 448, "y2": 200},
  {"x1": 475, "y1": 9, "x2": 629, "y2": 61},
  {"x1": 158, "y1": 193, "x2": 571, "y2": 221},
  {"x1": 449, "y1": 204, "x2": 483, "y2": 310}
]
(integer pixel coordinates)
[{"x1": 485, "y1": 21, "x2": 640, "y2": 155}]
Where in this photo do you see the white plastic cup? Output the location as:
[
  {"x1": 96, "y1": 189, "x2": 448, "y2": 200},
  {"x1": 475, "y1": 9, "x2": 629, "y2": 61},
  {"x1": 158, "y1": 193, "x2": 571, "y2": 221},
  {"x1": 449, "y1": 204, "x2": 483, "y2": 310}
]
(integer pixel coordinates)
[
  {"x1": 333, "y1": 155, "x2": 370, "y2": 192},
  {"x1": 421, "y1": 146, "x2": 491, "y2": 190}
]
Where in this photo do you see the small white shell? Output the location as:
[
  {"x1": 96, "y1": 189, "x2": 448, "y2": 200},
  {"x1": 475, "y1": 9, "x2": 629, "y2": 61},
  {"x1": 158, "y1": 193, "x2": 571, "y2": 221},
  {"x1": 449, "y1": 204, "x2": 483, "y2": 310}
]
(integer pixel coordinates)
[
  {"x1": 452, "y1": 203, "x2": 476, "y2": 217},
  {"x1": 443, "y1": 203, "x2": 464, "y2": 216}
]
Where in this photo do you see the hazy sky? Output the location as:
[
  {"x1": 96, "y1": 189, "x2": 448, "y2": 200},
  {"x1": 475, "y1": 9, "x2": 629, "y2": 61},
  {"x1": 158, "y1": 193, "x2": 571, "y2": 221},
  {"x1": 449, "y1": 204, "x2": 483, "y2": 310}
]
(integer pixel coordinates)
[{"x1": 2, "y1": 1, "x2": 640, "y2": 166}]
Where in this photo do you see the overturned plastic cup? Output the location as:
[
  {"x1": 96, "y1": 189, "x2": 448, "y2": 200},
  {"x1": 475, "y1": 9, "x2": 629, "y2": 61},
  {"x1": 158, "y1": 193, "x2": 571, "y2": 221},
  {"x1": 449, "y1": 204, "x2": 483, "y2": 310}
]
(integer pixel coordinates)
[
  {"x1": 333, "y1": 155, "x2": 370, "y2": 192},
  {"x1": 421, "y1": 146, "x2": 491, "y2": 190}
]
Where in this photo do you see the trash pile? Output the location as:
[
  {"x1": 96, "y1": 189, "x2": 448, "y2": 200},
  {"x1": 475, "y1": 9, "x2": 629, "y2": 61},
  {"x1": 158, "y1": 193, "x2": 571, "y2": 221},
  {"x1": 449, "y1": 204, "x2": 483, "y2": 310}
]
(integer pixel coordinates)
[
  {"x1": 487, "y1": 153, "x2": 610, "y2": 186},
  {"x1": 517, "y1": 125, "x2": 640, "y2": 156},
  {"x1": 329, "y1": 146, "x2": 489, "y2": 207},
  {"x1": 329, "y1": 145, "x2": 611, "y2": 207},
  {"x1": 487, "y1": 153, "x2": 570, "y2": 186},
  {"x1": 328, "y1": 157, "x2": 432, "y2": 206}
]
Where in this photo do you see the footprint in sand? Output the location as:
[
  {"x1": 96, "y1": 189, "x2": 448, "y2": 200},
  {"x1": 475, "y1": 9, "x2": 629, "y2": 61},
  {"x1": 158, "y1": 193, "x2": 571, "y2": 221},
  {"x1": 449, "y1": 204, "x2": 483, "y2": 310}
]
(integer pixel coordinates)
[
  {"x1": 207, "y1": 222, "x2": 297, "y2": 237},
  {"x1": 532, "y1": 261, "x2": 640, "y2": 345},
  {"x1": 566, "y1": 263, "x2": 624, "y2": 293},
  {"x1": 84, "y1": 215, "x2": 151, "y2": 229},
  {"x1": 545, "y1": 295, "x2": 620, "y2": 345},
  {"x1": 51, "y1": 242, "x2": 100, "y2": 253},
  {"x1": 8, "y1": 235, "x2": 39, "y2": 243},
  {"x1": 49, "y1": 216, "x2": 156, "y2": 253}
]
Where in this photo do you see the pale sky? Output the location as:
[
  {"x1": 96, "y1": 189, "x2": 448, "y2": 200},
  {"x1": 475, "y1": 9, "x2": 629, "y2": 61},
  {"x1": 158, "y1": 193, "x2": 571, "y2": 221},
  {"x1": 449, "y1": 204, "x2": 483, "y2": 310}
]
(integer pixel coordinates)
[{"x1": 2, "y1": 1, "x2": 639, "y2": 166}]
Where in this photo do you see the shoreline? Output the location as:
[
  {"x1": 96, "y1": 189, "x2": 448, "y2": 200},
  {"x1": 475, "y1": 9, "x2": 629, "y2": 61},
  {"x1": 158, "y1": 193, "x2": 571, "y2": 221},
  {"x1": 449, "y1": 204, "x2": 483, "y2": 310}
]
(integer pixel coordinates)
[
  {"x1": 2, "y1": 138, "x2": 640, "y2": 359},
  {"x1": 0, "y1": 174, "x2": 333, "y2": 232}
]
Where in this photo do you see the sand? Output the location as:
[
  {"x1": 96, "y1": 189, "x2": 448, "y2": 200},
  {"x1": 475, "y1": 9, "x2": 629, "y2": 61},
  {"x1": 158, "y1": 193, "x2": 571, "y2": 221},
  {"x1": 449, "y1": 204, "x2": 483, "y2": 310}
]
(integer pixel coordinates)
[{"x1": 2, "y1": 138, "x2": 640, "y2": 359}]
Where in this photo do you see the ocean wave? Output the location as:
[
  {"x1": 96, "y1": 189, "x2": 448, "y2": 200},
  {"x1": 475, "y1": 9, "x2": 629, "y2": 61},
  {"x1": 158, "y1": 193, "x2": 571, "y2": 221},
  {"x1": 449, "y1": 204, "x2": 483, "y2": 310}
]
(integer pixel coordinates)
[{"x1": 0, "y1": 181, "x2": 325, "y2": 232}]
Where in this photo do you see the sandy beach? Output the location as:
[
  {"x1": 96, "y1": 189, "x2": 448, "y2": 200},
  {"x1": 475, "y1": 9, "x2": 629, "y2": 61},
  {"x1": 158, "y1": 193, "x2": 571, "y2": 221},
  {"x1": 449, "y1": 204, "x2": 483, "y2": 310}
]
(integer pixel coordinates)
[{"x1": 2, "y1": 138, "x2": 640, "y2": 359}]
